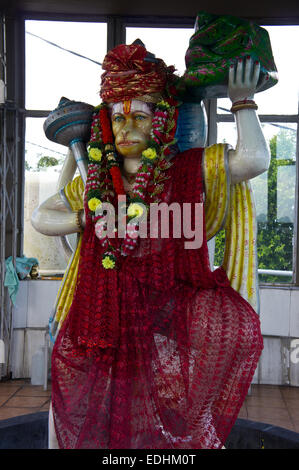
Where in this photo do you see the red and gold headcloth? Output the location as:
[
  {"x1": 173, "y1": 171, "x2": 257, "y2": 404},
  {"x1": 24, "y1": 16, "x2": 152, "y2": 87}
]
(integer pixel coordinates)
[{"x1": 100, "y1": 43, "x2": 175, "y2": 103}]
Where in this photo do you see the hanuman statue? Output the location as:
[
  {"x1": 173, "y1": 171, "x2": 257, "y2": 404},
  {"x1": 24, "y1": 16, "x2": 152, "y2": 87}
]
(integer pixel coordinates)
[{"x1": 32, "y1": 13, "x2": 278, "y2": 449}]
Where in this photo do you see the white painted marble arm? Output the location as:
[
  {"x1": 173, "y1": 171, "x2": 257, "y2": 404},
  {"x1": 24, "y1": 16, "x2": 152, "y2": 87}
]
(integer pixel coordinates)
[
  {"x1": 31, "y1": 149, "x2": 85, "y2": 237},
  {"x1": 56, "y1": 148, "x2": 78, "y2": 191},
  {"x1": 228, "y1": 57, "x2": 271, "y2": 184},
  {"x1": 31, "y1": 191, "x2": 85, "y2": 236}
]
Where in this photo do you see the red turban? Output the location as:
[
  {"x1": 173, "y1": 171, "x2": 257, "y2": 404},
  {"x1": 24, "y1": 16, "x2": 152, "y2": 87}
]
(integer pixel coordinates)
[{"x1": 100, "y1": 43, "x2": 175, "y2": 103}]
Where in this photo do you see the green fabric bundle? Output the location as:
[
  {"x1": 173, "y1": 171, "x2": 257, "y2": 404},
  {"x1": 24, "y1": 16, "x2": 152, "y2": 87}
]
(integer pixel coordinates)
[{"x1": 180, "y1": 12, "x2": 278, "y2": 100}]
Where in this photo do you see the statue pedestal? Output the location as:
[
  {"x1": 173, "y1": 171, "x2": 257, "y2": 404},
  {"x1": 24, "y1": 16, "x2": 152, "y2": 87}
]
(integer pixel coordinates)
[{"x1": 1, "y1": 413, "x2": 299, "y2": 449}]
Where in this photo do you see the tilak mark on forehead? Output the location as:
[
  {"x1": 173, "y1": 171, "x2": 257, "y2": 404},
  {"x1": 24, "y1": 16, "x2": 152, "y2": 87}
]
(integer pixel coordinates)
[
  {"x1": 123, "y1": 100, "x2": 131, "y2": 114},
  {"x1": 111, "y1": 99, "x2": 153, "y2": 116}
]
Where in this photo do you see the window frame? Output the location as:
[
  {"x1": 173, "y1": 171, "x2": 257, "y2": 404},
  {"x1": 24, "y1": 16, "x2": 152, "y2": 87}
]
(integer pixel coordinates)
[{"x1": 217, "y1": 110, "x2": 299, "y2": 286}]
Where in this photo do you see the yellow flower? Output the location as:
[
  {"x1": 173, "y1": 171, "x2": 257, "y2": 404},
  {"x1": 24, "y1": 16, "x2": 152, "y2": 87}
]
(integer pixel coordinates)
[
  {"x1": 89, "y1": 148, "x2": 102, "y2": 162},
  {"x1": 88, "y1": 197, "x2": 102, "y2": 212},
  {"x1": 158, "y1": 100, "x2": 170, "y2": 109},
  {"x1": 102, "y1": 256, "x2": 115, "y2": 269},
  {"x1": 127, "y1": 202, "x2": 144, "y2": 218},
  {"x1": 142, "y1": 148, "x2": 157, "y2": 160}
]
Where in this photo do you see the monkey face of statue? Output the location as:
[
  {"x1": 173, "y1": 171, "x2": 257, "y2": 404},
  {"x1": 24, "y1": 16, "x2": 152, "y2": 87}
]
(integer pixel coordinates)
[{"x1": 111, "y1": 100, "x2": 153, "y2": 159}]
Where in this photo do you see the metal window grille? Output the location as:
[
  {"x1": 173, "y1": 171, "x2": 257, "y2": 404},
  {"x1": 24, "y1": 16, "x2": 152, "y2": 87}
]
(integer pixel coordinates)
[{"x1": 0, "y1": 14, "x2": 24, "y2": 378}]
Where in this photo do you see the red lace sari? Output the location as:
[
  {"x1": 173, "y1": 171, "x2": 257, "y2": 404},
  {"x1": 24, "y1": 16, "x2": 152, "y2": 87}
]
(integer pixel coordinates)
[{"x1": 51, "y1": 148, "x2": 263, "y2": 449}]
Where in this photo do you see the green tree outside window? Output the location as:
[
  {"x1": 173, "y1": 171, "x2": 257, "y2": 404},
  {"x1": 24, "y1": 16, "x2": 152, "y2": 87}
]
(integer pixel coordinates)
[{"x1": 214, "y1": 128, "x2": 296, "y2": 283}]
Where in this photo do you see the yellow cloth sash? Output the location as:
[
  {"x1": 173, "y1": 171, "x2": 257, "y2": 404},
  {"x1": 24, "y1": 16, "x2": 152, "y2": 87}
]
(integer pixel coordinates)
[
  {"x1": 204, "y1": 143, "x2": 259, "y2": 312},
  {"x1": 51, "y1": 176, "x2": 84, "y2": 334}
]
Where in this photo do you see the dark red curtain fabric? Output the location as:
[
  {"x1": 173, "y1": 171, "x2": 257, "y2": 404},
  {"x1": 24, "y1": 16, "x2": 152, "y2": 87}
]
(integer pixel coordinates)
[{"x1": 51, "y1": 148, "x2": 263, "y2": 449}]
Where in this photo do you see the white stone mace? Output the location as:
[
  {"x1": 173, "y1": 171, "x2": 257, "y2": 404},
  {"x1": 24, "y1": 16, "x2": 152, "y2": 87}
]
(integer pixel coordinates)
[{"x1": 43, "y1": 97, "x2": 94, "y2": 185}]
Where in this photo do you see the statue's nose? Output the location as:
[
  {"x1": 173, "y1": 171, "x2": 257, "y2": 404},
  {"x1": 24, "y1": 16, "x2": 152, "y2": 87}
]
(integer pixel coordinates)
[
  {"x1": 121, "y1": 129, "x2": 129, "y2": 140},
  {"x1": 121, "y1": 119, "x2": 133, "y2": 136}
]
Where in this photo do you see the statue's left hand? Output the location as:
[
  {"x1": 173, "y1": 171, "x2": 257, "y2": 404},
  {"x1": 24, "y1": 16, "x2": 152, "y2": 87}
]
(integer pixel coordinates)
[
  {"x1": 228, "y1": 57, "x2": 261, "y2": 103},
  {"x1": 227, "y1": 56, "x2": 271, "y2": 184}
]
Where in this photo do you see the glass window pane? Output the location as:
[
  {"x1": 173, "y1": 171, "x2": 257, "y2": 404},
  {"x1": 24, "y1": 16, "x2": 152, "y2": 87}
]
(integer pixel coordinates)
[
  {"x1": 25, "y1": 20, "x2": 107, "y2": 110},
  {"x1": 253, "y1": 123, "x2": 295, "y2": 283},
  {"x1": 216, "y1": 121, "x2": 237, "y2": 147},
  {"x1": 126, "y1": 27, "x2": 192, "y2": 75},
  {"x1": 216, "y1": 121, "x2": 296, "y2": 283},
  {"x1": 217, "y1": 99, "x2": 231, "y2": 115},
  {"x1": 277, "y1": 165, "x2": 295, "y2": 223},
  {"x1": 24, "y1": 117, "x2": 71, "y2": 273},
  {"x1": 217, "y1": 25, "x2": 299, "y2": 115},
  {"x1": 274, "y1": 123, "x2": 297, "y2": 160},
  {"x1": 258, "y1": 26, "x2": 299, "y2": 115}
]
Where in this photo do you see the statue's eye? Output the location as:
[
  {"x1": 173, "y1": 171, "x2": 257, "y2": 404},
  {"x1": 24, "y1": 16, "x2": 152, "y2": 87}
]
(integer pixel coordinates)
[
  {"x1": 135, "y1": 114, "x2": 147, "y2": 121},
  {"x1": 113, "y1": 115, "x2": 124, "y2": 123}
]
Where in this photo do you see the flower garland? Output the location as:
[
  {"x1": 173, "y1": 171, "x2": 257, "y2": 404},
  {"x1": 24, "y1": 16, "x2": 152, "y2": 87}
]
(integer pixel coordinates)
[{"x1": 84, "y1": 97, "x2": 179, "y2": 270}]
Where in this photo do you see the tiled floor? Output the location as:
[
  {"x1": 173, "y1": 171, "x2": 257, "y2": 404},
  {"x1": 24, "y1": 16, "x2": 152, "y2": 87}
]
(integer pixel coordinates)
[
  {"x1": 0, "y1": 380, "x2": 299, "y2": 434},
  {"x1": 0, "y1": 379, "x2": 51, "y2": 421},
  {"x1": 237, "y1": 384, "x2": 299, "y2": 433}
]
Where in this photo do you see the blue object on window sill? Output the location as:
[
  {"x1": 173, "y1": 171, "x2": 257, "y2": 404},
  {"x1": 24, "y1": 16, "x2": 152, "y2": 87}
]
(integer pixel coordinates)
[{"x1": 4, "y1": 256, "x2": 39, "y2": 304}]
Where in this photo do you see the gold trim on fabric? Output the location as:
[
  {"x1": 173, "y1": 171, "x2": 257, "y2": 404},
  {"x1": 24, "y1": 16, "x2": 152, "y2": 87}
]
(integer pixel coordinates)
[{"x1": 135, "y1": 93, "x2": 164, "y2": 103}]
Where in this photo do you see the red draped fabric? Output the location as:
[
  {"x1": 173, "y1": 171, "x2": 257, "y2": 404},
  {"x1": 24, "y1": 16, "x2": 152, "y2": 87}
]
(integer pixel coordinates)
[{"x1": 51, "y1": 148, "x2": 263, "y2": 449}]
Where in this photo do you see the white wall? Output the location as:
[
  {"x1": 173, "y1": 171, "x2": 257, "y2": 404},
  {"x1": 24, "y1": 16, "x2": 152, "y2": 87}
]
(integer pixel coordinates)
[
  {"x1": 10, "y1": 279, "x2": 299, "y2": 386},
  {"x1": 11, "y1": 279, "x2": 59, "y2": 379},
  {"x1": 257, "y1": 286, "x2": 299, "y2": 386}
]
